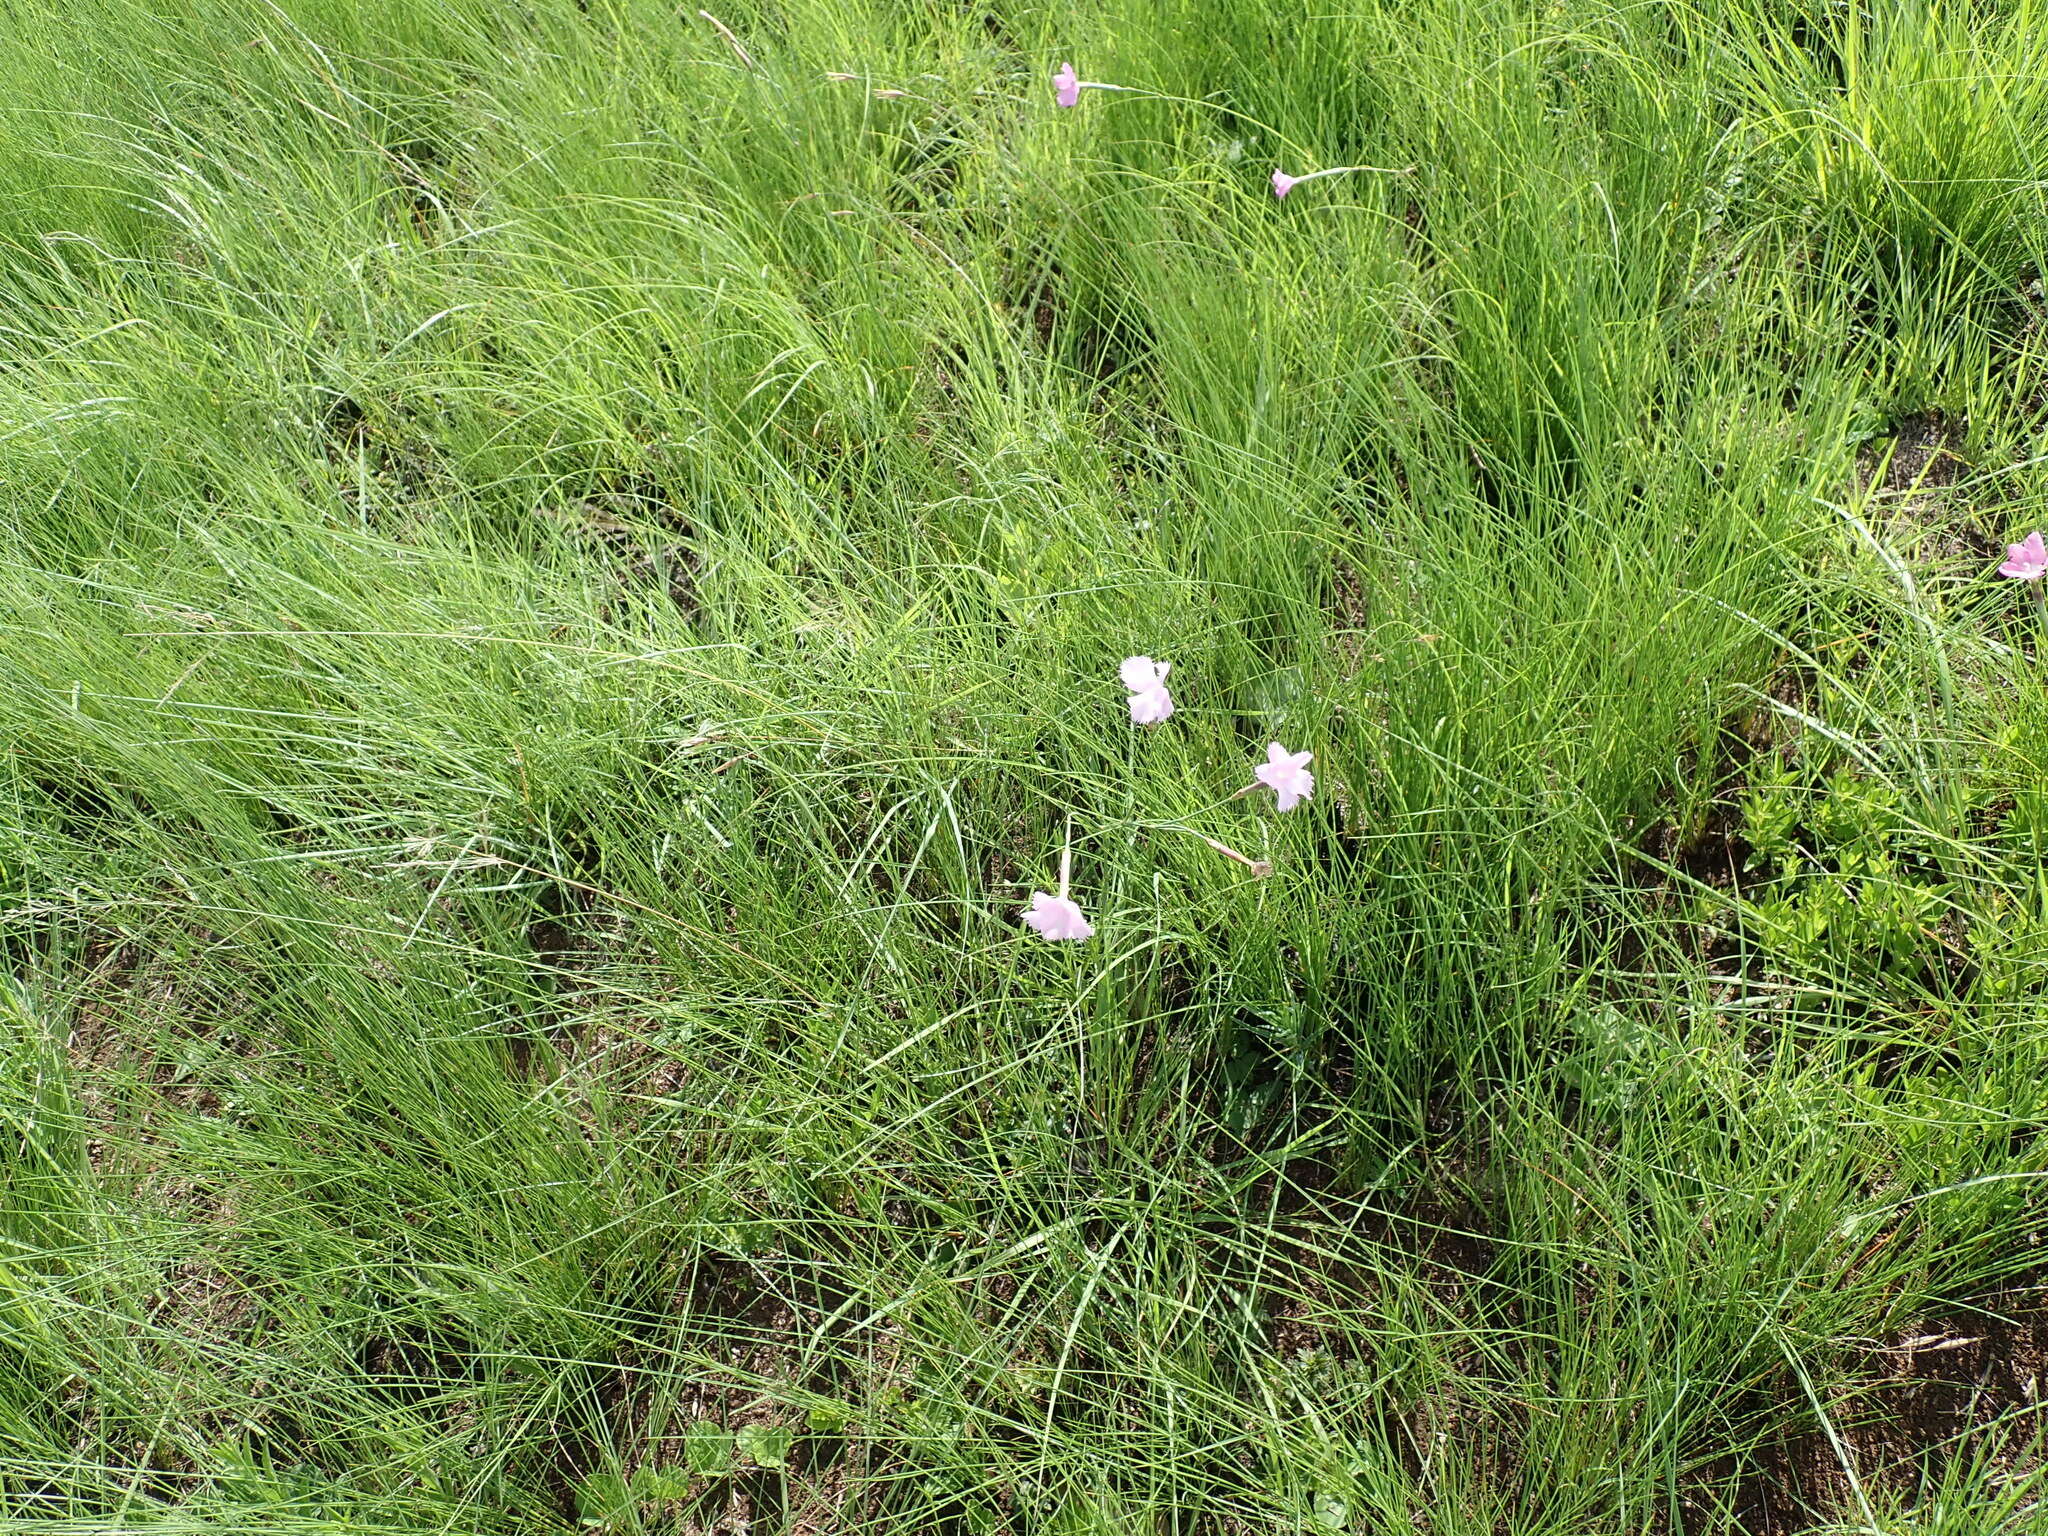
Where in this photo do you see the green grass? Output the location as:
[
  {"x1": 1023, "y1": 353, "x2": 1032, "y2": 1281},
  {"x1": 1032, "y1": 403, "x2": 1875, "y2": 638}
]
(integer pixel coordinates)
[{"x1": 4, "y1": 0, "x2": 2048, "y2": 1530}]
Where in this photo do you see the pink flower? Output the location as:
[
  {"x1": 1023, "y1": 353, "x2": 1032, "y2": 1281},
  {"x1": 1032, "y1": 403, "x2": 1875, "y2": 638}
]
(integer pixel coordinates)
[
  {"x1": 1253, "y1": 743, "x2": 1314, "y2": 811},
  {"x1": 1120, "y1": 655, "x2": 1174, "y2": 725},
  {"x1": 2001, "y1": 531, "x2": 2047, "y2": 582},
  {"x1": 1271, "y1": 169, "x2": 1297, "y2": 199},
  {"x1": 1022, "y1": 891, "x2": 1093, "y2": 940}
]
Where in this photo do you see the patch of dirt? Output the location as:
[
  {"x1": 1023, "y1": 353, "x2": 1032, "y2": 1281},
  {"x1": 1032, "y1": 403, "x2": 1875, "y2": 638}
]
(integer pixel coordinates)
[
  {"x1": 381, "y1": 135, "x2": 465, "y2": 241},
  {"x1": 1856, "y1": 411, "x2": 1995, "y2": 568},
  {"x1": 1860, "y1": 411, "x2": 1965, "y2": 500},
  {"x1": 539, "y1": 478, "x2": 699, "y2": 621},
  {"x1": 1328, "y1": 554, "x2": 1374, "y2": 679},
  {"x1": 509, "y1": 873, "x2": 597, "y2": 1072},
  {"x1": 318, "y1": 390, "x2": 451, "y2": 511},
  {"x1": 1232, "y1": 1136, "x2": 1515, "y2": 1506},
  {"x1": 65, "y1": 934, "x2": 270, "y2": 1168},
  {"x1": 488, "y1": 883, "x2": 711, "y2": 1137},
  {"x1": 144, "y1": 1258, "x2": 257, "y2": 1340},
  {"x1": 39, "y1": 935, "x2": 300, "y2": 1485},
  {"x1": 1717, "y1": 1288, "x2": 2048, "y2": 1533},
  {"x1": 605, "y1": 1254, "x2": 875, "y2": 1536}
]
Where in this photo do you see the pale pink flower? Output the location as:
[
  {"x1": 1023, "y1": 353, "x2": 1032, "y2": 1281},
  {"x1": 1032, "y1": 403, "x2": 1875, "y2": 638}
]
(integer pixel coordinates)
[
  {"x1": 1120, "y1": 655, "x2": 1174, "y2": 725},
  {"x1": 1253, "y1": 743, "x2": 1315, "y2": 811},
  {"x1": 1271, "y1": 169, "x2": 1297, "y2": 199},
  {"x1": 2001, "y1": 531, "x2": 2047, "y2": 582},
  {"x1": 1022, "y1": 891, "x2": 1093, "y2": 940}
]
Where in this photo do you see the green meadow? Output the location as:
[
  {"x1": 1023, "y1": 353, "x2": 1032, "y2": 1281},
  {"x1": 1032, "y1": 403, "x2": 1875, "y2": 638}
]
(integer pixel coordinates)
[{"x1": 5, "y1": 1, "x2": 2048, "y2": 1530}]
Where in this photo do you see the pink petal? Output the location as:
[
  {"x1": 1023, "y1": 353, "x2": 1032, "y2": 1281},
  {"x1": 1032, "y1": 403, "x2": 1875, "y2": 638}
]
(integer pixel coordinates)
[
  {"x1": 1271, "y1": 169, "x2": 1296, "y2": 199},
  {"x1": 1023, "y1": 891, "x2": 1092, "y2": 940},
  {"x1": 1128, "y1": 685, "x2": 1174, "y2": 725},
  {"x1": 1120, "y1": 655, "x2": 1164, "y2": 692},
  {"x1": 1053, "y1": 62, "x2": 1081, "y2": 108}
]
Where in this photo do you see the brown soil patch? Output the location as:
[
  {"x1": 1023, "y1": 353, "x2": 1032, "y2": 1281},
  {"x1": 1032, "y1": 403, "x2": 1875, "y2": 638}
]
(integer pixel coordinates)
[
  {"x1": 1860, "y1": 411, "x2": 1965, "y2": 502},
  {"x1": 1856, "y1": 411, "x2": 1995, "y2": 569},
  {"x1": 64, "y1": 934, "x2": 272, "y2": 1188},
  {"x1": 581, "y1": 1251, "x2": 882, "y2": 1535},
  {"x1": 1725, "y1": 1289, "x2": 2048, "y2": 1533}
]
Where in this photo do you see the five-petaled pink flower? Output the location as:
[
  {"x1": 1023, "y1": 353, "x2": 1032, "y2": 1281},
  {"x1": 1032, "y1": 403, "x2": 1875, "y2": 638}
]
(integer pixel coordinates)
[
  {"x1": 1053, "y1": 62, "x2": 1082, "y2": 108},
  {"x1": 1120, "y1": 655, "x2": 1174, "y2": 725},
  {"x1": 2001, "y1": 531, "x2": 2047, "y2": 582},
  {"x1": 1253, "y1": 743, "x2": 1315, "y2": 811},
  {"x1": 1022, "y1": 891, "x2": 1093, "y2": 940},
  {"x1": 1271, "y1": 169, "x2": 1297, "y2": 199}
]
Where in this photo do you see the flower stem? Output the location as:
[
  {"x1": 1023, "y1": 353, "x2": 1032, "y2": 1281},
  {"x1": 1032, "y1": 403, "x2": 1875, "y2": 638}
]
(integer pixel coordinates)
[
  {"x1": 1291, "y1": 163, "x2": 1415, "y2": 183},
  {"x1": 1150, "y1": 822, "x2": 1273, "y2": 877},
  {"x1": 1198, "y1": 835, "x2": 1273, "y2": 877}
]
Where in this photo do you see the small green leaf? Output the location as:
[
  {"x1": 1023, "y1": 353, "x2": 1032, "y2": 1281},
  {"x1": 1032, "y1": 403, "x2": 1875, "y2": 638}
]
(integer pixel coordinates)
[
  {"x1": 629, "y1": 1464, "x2": 692, "y2": 1503},
  {"x1": 682, "y1": 1421, "x2": 732, "y2": 1476},
  {"x1": 735, "y1": 1424, "x2": 793, "y2": 1470},
  {"x1": 574, "y1": 1470, "x2": 629, "y2": 1526},
  {"x1": 805, "y1": 1401, "x2": 852, "y2": 1434}
]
